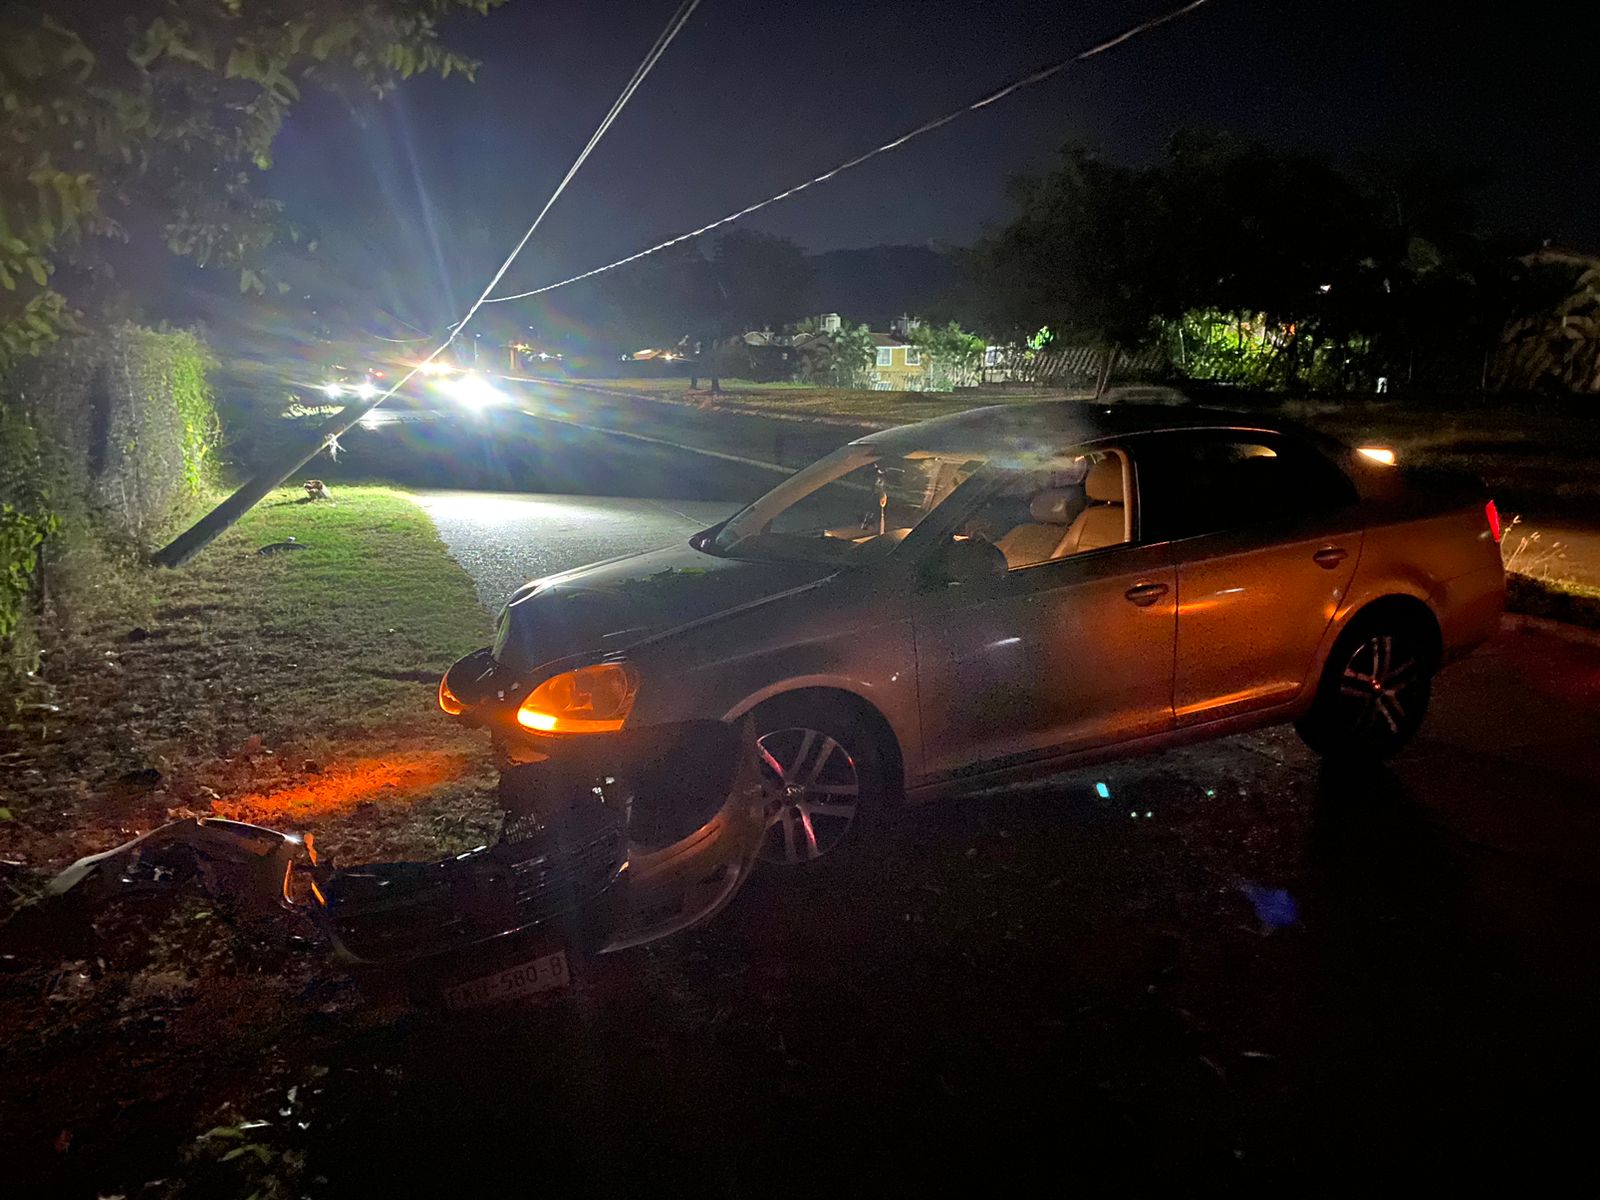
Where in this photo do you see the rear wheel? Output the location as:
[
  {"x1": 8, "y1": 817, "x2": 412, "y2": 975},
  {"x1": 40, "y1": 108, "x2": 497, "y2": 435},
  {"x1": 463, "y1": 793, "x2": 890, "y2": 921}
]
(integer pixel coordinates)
[
  {"x1": 1296, "y1": 615, "x2": 1435, "y2": 762},
  {"x1": 751, "y1": 699, "x2": 885, "y2": 868}
]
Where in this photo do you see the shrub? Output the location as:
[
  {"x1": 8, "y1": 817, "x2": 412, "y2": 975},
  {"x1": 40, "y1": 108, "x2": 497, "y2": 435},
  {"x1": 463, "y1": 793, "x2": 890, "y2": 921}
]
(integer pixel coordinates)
[{"x1": 0, "y1": 323, "x2": 218, "y2": 685}]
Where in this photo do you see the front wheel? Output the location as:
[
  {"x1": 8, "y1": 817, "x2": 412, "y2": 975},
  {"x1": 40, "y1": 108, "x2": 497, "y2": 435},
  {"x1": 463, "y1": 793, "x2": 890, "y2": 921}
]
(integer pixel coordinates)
[
  {"x1": 751, "y1": 700, "x2": 885, "y2": 868},
  {"x1": 1296, "y1": 617, "x2": 1435, "y2": 762}
]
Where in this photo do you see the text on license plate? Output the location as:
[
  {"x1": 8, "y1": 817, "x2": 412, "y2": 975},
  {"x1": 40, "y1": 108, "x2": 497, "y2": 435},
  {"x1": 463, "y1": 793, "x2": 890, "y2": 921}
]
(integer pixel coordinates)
[{"x1": 442, "y1": 949, "x2": 570, "y2": 1010}]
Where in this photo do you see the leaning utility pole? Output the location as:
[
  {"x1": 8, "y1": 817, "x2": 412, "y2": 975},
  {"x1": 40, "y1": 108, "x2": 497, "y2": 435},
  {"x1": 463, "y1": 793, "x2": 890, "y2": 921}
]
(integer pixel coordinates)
[{"x1": 151, "y1": 389, "x2": 394, "y2": 568}]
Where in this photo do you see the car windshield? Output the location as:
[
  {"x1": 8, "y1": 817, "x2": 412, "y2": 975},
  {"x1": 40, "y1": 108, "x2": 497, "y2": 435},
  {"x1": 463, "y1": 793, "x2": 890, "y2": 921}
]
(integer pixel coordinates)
[{"x1": 708, "y1": 444, "x2": 988, "y2": 566}]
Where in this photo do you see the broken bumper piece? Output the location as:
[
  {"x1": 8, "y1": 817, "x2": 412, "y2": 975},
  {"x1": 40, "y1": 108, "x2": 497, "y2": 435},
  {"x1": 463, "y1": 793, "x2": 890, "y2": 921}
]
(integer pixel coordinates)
[
  {"x1": 43, "y1": 817, "x2": 302, "y2": 914},
  {"x1": 310, "y1": 718, "x2": 768, "y2": 965},
  {"x1": 34, "y1": 721, "x2": 767, "y2": 972}
]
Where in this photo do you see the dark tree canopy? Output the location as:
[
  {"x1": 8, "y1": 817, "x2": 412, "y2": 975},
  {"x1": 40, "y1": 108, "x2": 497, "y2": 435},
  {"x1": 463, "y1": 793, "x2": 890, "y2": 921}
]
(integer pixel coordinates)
[
  {"x1": 708, "y1": 230, "x2": 815, "y2": 333},
  {"x1": 598, "y1": 230, "x2": 814, "y2": 351},
  {"x1": 970, "y1": 132, "x2": 1539, "y2": 390},
  {"x1": 0, "y1": 0, "x2": 505, "y2": 365}
]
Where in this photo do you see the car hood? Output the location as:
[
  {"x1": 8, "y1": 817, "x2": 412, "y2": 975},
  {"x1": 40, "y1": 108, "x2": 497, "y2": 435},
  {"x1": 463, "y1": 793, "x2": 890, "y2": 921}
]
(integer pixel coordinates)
[{"x1": 494, "y1": 542, "x2": 835, "y2": 675}]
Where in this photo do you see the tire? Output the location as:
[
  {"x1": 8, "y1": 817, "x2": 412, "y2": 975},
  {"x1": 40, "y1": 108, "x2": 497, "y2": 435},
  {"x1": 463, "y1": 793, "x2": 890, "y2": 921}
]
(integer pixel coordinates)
[
  {"x1": 1295, "y1": 613, "x2": 1435, "y2": 763},
  {"x1": 750, "y1": 696, "x2": 886, "y2": 868}
]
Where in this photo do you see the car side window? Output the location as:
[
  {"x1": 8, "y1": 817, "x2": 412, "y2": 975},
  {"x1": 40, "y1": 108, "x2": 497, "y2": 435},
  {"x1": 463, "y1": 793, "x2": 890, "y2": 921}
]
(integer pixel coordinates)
[
  {"x1": 1135, "y1": 433, "x2": 1357, "y2": 543},
  {"x1": 960, "y1": 450, "x2": 1132, "y2": 571}
]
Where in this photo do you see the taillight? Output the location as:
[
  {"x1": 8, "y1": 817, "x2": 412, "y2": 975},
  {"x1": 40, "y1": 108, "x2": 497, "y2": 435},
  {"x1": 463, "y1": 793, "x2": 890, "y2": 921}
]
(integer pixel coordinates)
[{"x1": 1484, "y1": 499, "x2": 1502, "y2": 544}]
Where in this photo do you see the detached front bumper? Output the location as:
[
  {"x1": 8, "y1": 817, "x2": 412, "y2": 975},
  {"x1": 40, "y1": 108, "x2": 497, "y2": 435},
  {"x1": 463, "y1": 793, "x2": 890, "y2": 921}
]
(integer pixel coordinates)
[
  {"x1": 313, "y1": 704, "x2": 768, "y2": 967},
  {"x1": 38, "y1": 656, "x2": 768, "y2": 975}
]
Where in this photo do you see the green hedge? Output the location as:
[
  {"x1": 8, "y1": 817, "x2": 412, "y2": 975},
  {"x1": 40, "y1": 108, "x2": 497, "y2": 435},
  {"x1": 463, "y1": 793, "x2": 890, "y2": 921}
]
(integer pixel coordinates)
[{"x1": 0, "y1": 323, "x2": 218, "y2": 654}]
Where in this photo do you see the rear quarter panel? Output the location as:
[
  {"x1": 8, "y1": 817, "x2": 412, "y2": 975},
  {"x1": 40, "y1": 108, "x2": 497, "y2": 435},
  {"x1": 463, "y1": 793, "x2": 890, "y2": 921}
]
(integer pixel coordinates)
[{"x1": 1307, "y1": 465, "x2": 1504, "y2": 689}]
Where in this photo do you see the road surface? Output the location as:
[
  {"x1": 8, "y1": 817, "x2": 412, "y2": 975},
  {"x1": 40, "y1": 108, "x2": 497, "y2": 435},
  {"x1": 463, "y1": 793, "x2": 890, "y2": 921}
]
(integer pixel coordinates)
[
  {"x1": 299, "y1": 378, "x2": 1600, "y2": 1191},
  {"x1": 413, "y1": 490, "x2": 731, "y2": 611}
]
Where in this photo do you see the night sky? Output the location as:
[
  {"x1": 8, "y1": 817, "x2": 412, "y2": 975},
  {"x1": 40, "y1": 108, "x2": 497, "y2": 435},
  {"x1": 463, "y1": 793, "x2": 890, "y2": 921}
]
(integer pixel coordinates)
[{"x1": 257, "y1": 0, "x2": 1594, "y2": 335}]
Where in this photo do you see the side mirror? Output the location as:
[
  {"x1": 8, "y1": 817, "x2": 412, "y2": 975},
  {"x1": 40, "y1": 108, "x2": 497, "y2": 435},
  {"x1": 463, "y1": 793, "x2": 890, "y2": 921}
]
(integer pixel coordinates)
[
  {"x1": 690, "y1": 519, "x2": 729, "y2": 552},
  {"x1": 925, "y1": 536, "x2": 1007, "y2": 588}
]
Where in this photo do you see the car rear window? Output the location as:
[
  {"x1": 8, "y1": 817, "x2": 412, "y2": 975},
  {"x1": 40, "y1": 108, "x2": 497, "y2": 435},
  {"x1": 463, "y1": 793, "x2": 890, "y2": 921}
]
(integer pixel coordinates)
[{"x1": 1134, "y1": 433, "x2": 1356, "y2": 543}]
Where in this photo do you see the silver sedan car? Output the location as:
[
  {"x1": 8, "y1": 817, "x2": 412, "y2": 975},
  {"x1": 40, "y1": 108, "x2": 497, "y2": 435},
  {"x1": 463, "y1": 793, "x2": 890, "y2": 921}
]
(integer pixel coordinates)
[{"x1": 443, "y1": 402, "x2": 1505, "y2": 891}]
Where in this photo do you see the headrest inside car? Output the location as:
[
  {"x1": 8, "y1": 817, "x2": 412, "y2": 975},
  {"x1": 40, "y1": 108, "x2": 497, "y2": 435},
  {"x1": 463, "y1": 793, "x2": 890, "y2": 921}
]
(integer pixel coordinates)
[
  {"x1": 1028, "y1": 488, "x2": 1079, "y2": 524},
  {"x1": 1085, "y1": 459, "x2": 1123, "y2": 503}
]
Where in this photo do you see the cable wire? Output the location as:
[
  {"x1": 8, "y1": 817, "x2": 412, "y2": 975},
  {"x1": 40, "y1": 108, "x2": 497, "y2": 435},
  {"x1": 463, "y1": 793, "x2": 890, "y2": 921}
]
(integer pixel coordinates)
[
  {"x1": 482, "y1": 0, "x2": 1212, "y2": 305},
  {"x1": 377, "y1": 0, "x2": 702, "y2": 404}
]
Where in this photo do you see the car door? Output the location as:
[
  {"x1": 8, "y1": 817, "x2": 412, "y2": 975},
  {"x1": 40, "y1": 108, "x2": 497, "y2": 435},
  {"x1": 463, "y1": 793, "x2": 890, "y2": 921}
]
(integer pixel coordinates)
[
  {"x1": 1130, "y1": 431, "x2": 1364, "y2": 726},
  {"x1": 911, "y1": 451, "x2": 1177, "y2": 778}
]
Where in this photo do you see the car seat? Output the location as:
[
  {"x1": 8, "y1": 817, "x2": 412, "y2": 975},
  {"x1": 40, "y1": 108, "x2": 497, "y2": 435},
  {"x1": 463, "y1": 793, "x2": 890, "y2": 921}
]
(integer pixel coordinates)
[
  {"x1": 1051, "y1": 459, "x2": 1126, "y2": 556},
  {"x1": 995, "y1": 487, "x2": 1082, "y2": 568}
]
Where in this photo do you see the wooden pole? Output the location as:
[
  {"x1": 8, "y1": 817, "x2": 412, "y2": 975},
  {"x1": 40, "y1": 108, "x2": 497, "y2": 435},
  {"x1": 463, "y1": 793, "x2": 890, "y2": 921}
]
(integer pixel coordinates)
[{"x1": 151, "y1": 392, "x2": 391, "y2": 568}]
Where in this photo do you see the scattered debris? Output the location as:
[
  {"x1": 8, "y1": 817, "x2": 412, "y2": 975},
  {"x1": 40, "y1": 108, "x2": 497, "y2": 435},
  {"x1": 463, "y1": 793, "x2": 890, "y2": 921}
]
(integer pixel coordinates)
[{"x1": 257, "y1": 537, "x2": 306, "y2": 556}]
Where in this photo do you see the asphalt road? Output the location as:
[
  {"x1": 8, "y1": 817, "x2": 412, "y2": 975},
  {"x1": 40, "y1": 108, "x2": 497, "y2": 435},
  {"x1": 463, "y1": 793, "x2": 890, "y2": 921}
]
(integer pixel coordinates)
[
  {"x1": 333, "y1": 378, "x2": 848, "y2": 612},
  {"x1": 413, "y1": 490, "x2": 733, "y2": 611},
  {"x1": 307, "y1": 380, "x2": 1599, "y2": 1191}
]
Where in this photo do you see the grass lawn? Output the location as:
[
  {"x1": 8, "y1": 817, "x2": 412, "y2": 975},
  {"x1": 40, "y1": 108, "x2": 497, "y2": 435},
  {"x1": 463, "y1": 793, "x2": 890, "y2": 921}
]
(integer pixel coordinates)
[
  {"x1": 0, "y1": 485, "x2": 509, "y2": 1197},
  {"x1": 0, "y1": 484, "x2": 499, "y2": 871},
  {"x1": 1506, "y1": 573, "x2": 1600, "y2": 630}
]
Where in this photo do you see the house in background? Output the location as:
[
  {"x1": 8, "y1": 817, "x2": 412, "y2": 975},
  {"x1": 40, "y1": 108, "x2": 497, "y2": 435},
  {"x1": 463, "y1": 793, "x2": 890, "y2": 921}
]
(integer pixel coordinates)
[{"x1": 867, "y1": 331, "x2": 927, "y2": 390}]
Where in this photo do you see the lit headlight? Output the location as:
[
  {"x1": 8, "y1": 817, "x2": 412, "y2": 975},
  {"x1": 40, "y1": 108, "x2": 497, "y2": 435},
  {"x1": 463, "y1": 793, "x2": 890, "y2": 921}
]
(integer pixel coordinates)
[
  {"x1": 321, "y1": 382, "x2": 343, "y2": 399},
  {"x1": 443, "y1": 372, "x2": 502, "y2": 409},
  {"x1": 516, "y1": 663, "x2": 639, "y2": 734},
  {"x1": 353, "y1": 380, "x2": 378, "y2": 401},
  {"x1": 1356, "y1": 446, "x2": 1396, "y2": 466}
]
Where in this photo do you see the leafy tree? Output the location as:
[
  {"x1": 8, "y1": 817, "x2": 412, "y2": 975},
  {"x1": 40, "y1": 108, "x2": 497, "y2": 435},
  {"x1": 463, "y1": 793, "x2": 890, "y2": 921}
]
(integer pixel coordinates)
[
  {"x1": 967, "y1": 148, "x2": 1180, "y2": 352},
  {"x1": 798, "y1": 321, "x2": 875, "y2": 388},
  {"x1": 973, "y1": 132, "x2": 1539, "y2": 393},
  {"x1": 598, "y1": 240, "x2": 709, "y2": 355},
  {"x1": 0, "y1": 0, "x2": 505, "y2": 367},
  {"x1": 907, "y1": 320, "x2": 984, "y2": 390},
  {"x1": 664, "y1": 231, "x2": 816, "y2": 393},
  {"x1": 709, "y1": 230, "x2": 814, "y2": 333}
]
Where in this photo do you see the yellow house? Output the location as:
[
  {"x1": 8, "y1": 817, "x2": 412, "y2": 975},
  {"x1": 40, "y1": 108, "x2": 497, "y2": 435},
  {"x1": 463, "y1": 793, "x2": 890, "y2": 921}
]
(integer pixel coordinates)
[{"x1": 867, "y1": 332, "x2": 928, "y2": 391}]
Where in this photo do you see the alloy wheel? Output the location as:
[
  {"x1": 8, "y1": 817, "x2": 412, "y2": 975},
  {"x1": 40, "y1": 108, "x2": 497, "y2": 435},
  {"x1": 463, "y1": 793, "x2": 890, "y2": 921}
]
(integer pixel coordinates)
[
  {"x1": 755, "y1": 726, "x2": 861, "y2": 864},
  {"x1": 1335, "y1": 633, "x2": 1422, "y2": 735}
]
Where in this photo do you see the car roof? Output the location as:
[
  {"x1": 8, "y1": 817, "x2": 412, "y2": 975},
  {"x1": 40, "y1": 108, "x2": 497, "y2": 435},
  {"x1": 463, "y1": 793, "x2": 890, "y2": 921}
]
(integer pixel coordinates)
[{"x1": 854, "y1": 400, "x2": 1301, "y2": 459}]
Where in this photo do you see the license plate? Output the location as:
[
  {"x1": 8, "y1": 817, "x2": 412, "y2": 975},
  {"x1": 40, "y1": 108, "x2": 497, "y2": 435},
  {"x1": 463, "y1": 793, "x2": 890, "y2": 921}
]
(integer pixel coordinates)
[{"x1": 441, "y1": 949, "x2": 571, "y2": 1010}]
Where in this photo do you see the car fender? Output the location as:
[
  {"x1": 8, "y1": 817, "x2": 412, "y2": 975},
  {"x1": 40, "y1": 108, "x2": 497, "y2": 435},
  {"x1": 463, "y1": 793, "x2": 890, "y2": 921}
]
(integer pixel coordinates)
[{"x1": 1298, "y1": 564, "x2": 1439, "y2": 704}]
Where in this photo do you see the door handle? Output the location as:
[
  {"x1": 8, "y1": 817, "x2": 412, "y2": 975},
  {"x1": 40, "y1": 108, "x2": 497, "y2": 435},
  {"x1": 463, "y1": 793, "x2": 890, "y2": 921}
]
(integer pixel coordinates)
[
  {"x1": 1124, "y1": 581, "x2": 1169, "y2": 607},
  {"x1": 1313, "y1": 546, "x2": 1349, "y2": 569}
]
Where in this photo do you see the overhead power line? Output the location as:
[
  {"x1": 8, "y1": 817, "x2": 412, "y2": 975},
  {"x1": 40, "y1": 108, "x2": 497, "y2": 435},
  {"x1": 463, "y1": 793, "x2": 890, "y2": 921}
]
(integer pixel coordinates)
[
  {"x1": 448, "y1": 0, "x2": 703, "y2": 334},
  {"x1": 481, "y1": 0, "x2": 1213, "y2": 305},
  {"x1": 153, "y1": 0, "x2": 702, "y2": 566}
]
